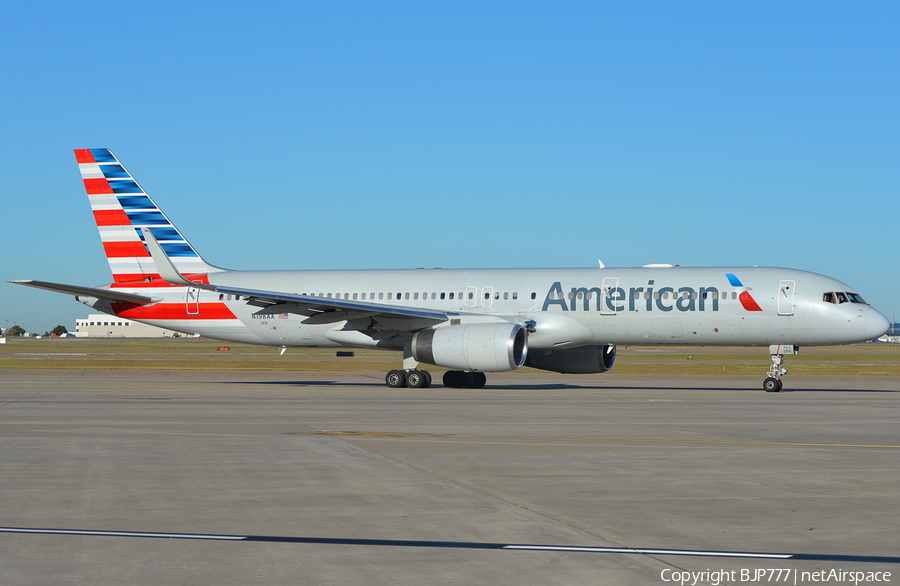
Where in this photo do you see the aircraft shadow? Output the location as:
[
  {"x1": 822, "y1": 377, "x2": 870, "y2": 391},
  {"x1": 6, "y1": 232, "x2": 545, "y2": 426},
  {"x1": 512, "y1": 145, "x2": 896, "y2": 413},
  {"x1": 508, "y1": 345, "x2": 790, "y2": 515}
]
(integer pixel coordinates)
[{"x1": 225, "y1": 380, "x2": 897, "y2": 393}]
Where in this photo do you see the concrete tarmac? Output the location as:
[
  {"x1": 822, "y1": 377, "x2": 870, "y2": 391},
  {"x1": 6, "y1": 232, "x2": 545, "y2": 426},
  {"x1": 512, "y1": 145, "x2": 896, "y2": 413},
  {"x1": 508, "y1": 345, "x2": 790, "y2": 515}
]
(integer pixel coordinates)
[{"x1": 0, "y1": 370, "x2": 898, "y2": 585}]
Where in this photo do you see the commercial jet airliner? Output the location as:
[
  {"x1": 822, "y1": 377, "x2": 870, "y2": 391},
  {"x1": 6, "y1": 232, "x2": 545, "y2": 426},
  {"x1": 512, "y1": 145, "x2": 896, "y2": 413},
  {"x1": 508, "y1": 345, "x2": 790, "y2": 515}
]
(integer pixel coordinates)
[{"x1": 11, "y1": 149, "x2": 890, "y2": 391}]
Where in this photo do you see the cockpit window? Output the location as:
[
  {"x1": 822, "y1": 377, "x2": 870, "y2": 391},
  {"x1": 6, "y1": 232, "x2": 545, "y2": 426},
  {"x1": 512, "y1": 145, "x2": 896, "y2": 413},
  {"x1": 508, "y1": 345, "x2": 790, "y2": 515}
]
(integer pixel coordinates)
[
  {"x1": 847, "y1": 292, "x2": 867, "y2": 304},
  {"x1": 824, "y1": 291, "x2": 868, "y2": 305}
]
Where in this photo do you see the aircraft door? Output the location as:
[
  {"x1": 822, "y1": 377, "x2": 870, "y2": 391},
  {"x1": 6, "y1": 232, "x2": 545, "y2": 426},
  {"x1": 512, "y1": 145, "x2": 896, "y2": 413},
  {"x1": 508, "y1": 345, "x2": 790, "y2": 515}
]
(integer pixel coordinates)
[
  {"x1": 465, "y1": 286, "x2": 477, "y2": 308},
  {"x1": 186, "y1": 284, "x2": 200, "y2": 315},
  {"x1": 778, "y1": 280, "x2": 796, "y2": 316},
  {"x1": 600, "y1": 277, "x2": 619, "y2": 315}
]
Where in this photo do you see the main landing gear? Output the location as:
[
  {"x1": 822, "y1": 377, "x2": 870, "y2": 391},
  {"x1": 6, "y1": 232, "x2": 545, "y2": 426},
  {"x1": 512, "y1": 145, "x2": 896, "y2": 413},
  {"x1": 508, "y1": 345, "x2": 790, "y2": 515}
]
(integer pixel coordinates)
[
  {"x1": 383, "y1": 369, "x2": 487, "y2": 389},
  {"x1": 763, "y1": 345, "x2": 799, "y2": 392},
  {"x1": 441, "y1": 370, "x2": 486, "y2": 389},
  {"x1": 385, "y1": 369, "x2": 432, "y2": 388},
  {"x1": 385, "y1": 339, "x2": 488, "y2": 389}
]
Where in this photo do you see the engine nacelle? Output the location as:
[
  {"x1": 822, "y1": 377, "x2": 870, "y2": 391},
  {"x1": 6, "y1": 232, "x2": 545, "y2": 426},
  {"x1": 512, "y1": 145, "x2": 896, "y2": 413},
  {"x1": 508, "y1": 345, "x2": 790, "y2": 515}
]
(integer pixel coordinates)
[
  {"x1": 524, "y1": 344, "x2": 616, "y2": 374},
  {"x1": 412, "y1": 322, "x2": 528, "y2": 372}
]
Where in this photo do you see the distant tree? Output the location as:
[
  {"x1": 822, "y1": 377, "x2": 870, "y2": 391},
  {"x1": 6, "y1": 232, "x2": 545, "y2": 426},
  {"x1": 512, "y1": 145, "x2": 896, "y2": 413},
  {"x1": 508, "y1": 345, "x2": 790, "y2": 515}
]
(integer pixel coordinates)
[
  {"x1": 52, "y1": 325, "x2": 68, "y2": 336},
  {"x1": 6, "y1": 325, "x2": 25, "y2": 336}
]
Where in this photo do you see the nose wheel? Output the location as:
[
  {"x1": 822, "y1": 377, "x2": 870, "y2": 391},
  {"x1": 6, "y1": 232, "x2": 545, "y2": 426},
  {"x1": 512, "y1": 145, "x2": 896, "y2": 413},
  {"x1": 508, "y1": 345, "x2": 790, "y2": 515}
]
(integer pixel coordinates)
[{"x1": 763, "y1": 345, "x2": 798, "y2": 392}]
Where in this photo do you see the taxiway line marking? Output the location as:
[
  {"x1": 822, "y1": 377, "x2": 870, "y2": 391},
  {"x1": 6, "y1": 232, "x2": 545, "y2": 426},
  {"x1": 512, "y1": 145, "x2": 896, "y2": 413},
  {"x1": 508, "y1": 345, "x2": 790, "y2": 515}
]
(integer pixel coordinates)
[
  {"x1": 298, "y1": 431, "x2": 900, "y2": 449},
  {"x1": 2, "y1": 527, "x2": 898, "y2": 564}
]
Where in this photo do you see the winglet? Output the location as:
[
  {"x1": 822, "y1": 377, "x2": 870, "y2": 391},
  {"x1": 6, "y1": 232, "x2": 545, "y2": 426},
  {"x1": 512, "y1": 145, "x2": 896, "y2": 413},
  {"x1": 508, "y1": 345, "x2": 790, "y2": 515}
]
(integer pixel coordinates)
[{"x1": 141, "y1": 228, "x2": 216, "y2": 290}]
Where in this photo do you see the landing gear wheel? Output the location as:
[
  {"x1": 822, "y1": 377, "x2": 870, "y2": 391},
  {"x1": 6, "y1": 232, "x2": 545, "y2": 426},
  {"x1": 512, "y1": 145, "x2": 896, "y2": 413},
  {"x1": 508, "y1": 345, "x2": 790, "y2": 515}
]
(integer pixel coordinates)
[
  {"x1": 763, "y1": 377, "x2": 781, "y2": 392},
  {"x1": 442, "y1": 370, "x2": 463, "y2": 388},
  {"x1": 462, "y1": 371, "x2": 487, "y2": 389},
  {"x1": 423, "y1": 371, "x2": 432, "y2": 388},
  {"x1": 407, "y1": 370, "x2": 429, "y2": 389},
  {"x1": 385, "y1": 369, "x2": 407, "y2": 388}
]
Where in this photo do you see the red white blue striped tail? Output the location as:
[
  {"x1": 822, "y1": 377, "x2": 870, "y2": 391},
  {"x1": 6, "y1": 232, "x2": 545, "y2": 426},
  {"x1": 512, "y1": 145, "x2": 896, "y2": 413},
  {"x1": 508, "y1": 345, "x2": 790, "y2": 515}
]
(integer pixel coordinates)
[{"x1": 74, "y1": 149, "x2": 218, "y2": 283}]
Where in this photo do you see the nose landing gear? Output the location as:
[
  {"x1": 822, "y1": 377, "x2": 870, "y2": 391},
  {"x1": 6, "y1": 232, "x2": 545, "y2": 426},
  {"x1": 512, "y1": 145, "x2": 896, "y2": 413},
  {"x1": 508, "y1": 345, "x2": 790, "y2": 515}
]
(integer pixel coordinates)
[{"x1": 763, "y1": 345, "x2": 798, "y2": 392}]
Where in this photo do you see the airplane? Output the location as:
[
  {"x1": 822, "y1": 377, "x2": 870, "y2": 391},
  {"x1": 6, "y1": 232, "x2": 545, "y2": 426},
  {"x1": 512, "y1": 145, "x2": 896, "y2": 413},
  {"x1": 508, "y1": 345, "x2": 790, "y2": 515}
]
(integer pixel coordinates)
[{"x1": 11, "y1": 148, "x2": 891, "y2": 392}]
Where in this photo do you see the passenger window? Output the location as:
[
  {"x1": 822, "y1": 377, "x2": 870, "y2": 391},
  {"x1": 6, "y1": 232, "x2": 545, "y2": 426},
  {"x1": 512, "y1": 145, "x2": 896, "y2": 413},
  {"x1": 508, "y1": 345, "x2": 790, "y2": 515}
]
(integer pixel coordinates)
[
  {"x1": 449, "y1": 292, "x2": 454, "y2": 300},
  {"x1": 379, "y1": 293, "x2": 384, "y2": 300},
  {"x1": 413, "y1": 292, "x2": 419, "y2": 300},
  {"x1": 513, "y1": 292, "x2": 518, "y2": 299},
  {"x1": 503, "y1": 292, "x2": 509, "y2": 300},
  {"x1": 219, "y1": 294, "x2": 224, "y2": 300},
  {"x1": 531, "y1": 292, "x2": 536, "y2": 299},
  {"x1": 353, "y1": 293, "x2": 358, "y2": 300},
  {"x1": 361, "y1": 293, "x2": 366, "y2": 300},
  {"x1": 405, "y1": 292, "x2": 410, "y2": 300},
  {"x1": 441, "y1": 292, "x2": 446, "y2": 300},
  {"x1": 495, "y1": 292, "x2": 500, "y2": 299},
  {"x1": 432, "y1": 293, "x2": 436, "y2": 300},
  {"x1": 468, "y1": 292, "x2": 474, "y2": 300},
  {"x1": 387, "y1": 293, "x2": 392, "y2": 300}
]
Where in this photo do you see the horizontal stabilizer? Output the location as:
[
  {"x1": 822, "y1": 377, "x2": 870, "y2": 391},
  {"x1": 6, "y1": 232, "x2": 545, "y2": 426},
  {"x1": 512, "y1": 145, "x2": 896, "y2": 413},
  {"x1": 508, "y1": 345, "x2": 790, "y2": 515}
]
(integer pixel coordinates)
[
  {"x1": 141, "y1": 228, "x2": 216, "y2": 290},
  {"x1": 9, "y1": 280, "x2": 155, "y2": 305}
]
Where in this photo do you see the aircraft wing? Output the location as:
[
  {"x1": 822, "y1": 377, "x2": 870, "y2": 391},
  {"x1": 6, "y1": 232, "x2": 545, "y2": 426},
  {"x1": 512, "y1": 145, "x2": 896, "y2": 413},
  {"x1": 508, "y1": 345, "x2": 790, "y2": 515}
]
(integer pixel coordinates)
[
  {"x1": 139, "y1": 227, "x2": 452, "y2": 327},
  {"x1": 9, "y1": 280, "x2": 155, "y2": 305},
  {"x1": 212, "y1": 284, "x2": 453, "y2": 321}
]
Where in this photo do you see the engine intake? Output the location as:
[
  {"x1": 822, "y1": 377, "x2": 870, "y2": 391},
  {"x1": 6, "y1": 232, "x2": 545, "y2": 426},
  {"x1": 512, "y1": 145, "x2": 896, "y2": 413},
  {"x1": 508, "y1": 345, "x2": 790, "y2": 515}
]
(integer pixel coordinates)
[
  {"x1": 524, "y1": 344, "x2": 616, "y2": 374},
  {"x1": 412, "y1": 322, "x2": 528, "y2": 372}
]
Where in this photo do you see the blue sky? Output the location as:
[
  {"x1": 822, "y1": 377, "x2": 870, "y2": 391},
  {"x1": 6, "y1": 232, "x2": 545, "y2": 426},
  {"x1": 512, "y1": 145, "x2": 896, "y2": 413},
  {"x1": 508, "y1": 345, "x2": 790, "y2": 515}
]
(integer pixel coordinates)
[{"x1": 2, "y1": 1, "x2": 898, "y2": 333}]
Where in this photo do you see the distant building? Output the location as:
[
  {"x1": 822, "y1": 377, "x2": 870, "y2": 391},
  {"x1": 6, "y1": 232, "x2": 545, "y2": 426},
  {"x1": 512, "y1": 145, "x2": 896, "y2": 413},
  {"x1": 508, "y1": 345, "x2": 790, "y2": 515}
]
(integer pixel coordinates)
[
  {"x1": 882, "y1": 322, "x2": 900, "y2": 344},
  {"x1": 75, "y1": 314, "x2": 176, "y2": 338}
]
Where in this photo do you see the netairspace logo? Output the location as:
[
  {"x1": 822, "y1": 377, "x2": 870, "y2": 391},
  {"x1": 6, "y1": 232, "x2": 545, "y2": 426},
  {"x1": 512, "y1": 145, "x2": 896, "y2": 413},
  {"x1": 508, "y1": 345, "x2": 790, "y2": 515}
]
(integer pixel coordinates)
[{"x1": 660, "y1": 568, "x2": 892, "y2": 585}]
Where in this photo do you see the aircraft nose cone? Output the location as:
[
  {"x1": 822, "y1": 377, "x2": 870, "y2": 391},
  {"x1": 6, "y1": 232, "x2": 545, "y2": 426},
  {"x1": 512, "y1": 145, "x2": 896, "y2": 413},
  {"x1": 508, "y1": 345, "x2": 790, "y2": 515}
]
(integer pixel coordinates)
[{"x1": 866, "y1": 308, "x2": 890, "y2": 340}]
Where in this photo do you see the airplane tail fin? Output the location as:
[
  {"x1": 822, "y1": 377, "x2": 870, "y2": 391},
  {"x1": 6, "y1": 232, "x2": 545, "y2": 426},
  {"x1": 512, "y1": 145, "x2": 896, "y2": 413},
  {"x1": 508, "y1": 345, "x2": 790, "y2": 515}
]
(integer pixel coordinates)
[{"x1": 74, "y1": 149, "x2": 220, "y2": 283}]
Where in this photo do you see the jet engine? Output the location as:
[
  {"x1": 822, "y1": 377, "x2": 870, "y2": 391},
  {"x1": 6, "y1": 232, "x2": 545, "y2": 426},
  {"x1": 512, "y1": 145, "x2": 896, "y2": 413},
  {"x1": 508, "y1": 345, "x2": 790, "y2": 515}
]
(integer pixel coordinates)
[
  {"x1": 412, "y1": 322, "x2": 528, "y2": 372},
  {"x1": 524, "y1": 344, "x2": 616, "y2": 374}
]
